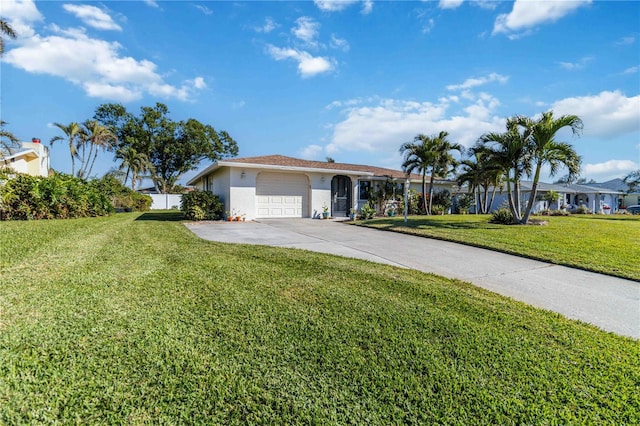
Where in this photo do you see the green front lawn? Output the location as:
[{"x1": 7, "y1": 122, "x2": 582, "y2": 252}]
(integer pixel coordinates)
[
  {"x1": 356, "y1": 214, "x2": 640, "y2": 281},
  {"x1": 0, "y1": 212, "x2": 638, "y2": 423}
]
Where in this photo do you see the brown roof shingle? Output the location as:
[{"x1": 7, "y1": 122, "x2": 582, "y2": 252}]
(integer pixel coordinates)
[{"x1": 222, "y1": 155, "x2": 422, "y2": 180}]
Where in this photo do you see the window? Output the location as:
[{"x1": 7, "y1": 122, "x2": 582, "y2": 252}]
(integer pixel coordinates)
[{"x1": 359, "y1": 181, "x2": 371, "y2": 200}]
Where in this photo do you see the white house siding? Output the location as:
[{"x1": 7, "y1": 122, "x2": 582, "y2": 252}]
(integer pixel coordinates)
[
  {"x1": 308, "y1": 173, "x2": 332, "y2": 219},
  {"x1": 255, "y1": 172, "x2": 309, "y2": 218}
]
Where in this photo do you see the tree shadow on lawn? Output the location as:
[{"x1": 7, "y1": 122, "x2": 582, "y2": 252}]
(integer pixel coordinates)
[
  {"x1": 135, "y1": 211, "x2": 185, "y2": 222},
  {"x1": 364, "y1": 217, "x2": 503, "y2": 230}
]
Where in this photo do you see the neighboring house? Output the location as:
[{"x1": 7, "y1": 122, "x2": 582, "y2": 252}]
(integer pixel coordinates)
[
  {"x1": 187, "y1": 155, "x2": 456, "y2": 220},
  {"x1": 587, "y1": 178, "x2": 640, "y2": 211},
  {"x1": 1, "y1": 139, "x2": 50, "y2": 177},
  {"x1": 489, "y1": 181, "x2": 624, "y2": 214}
]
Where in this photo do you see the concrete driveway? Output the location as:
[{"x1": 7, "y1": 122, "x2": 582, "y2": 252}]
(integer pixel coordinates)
[{"x1": 185, "y1": 218, "x2": 639, "y2": 339}]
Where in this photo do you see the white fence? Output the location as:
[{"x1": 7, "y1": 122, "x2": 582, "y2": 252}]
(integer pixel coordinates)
[{"x1": 148, "y1": 193, "x2": 183, "y2": 210}]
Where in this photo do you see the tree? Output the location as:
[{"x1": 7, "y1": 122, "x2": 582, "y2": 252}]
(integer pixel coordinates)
[
  {"x1": 429, "y1": 131, "x2": 463, "y2": 214},
  {"x1": 457, "y1": 145, "x2": 502, "y2": 214},
  {"x1": 478, "y1": 117, "x2": 533, "y2": 223},
  {"x1": 515, "y1": 111, "x2": 582, "y2": 224},
  {"x1": 400, "y1": 134, "x2": 434, "y2": 214},
  {"x1": 0, "y1": 120, "x2": 19, "y2": 157},
  {"x1": 94, "y1": 102, "x2": 238, "y2": 193},
  {"x1": 116, "y1": 144, "x2": 152, "y2": 191},
  {"x1": 0, "y1": 19, "x2": 17, "y2": 55},
  {"x1": 50, "y1": 122, "x2": 83, "y2": 177},
  {"x1": 77, "y1": 120, "x2": 117, "y2": 179},
  {"x1": 623, "y1": 170, "x2": 640, "y2": 193}
]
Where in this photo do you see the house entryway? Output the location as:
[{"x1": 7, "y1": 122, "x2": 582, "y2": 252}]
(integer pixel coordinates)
[{"x1": 331, "y1": 175, "x2": 351, "y2": 217}]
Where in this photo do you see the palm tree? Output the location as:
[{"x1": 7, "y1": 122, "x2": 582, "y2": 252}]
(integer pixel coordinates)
[
  {"x1": 400, "y1": 134, "x2": 435, "y2": 214},
  {"x1": 457, "y1": 145, "x2": 502, "y2": 214},
  {"x1": 478, "y1": 117, "x2": 533, "y2": 222},
  {"x1": 1, "y1": 19, "x2": 17, "y2": 55},
  {"x1": 515, "y1": 111, "x2": 582, "y2": 224},
  {"x1": 0, "y1": 120, "x2": 19, "y2": 157},
  {"x1": 77, "y1": 120, "x2": 117, "y2": 179},
  {"x1": 116, "y1": 144, "x2": 152, "y2": 191},
  {"x1": 50, "y1": 122, "x2": 82, "y2": 176},
  {"x1": 429, "y1": 131, "x2": 463, "y2": 214},
  {"x1": 400, "y1": 132, "x2": 462, "y2": 214}
]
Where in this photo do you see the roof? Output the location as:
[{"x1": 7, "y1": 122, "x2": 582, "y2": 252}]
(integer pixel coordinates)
[
  {"x1": 587, "y1": 178, "x2": 637, "y2": 193},
  {"x1": 0, "y1": 148, "x2": 39, "y2": 162},
  {"x1": 187, "y1": 154, "x2": 448, "y2": 185}
]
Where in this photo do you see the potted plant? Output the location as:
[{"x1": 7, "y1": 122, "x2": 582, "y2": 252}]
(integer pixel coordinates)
[
  {"x1": 388, "y1": 207, "x2": 396, "y2": 217},
  {"x1": 225, "y1": 211, "x2": 232, "y2": 221},
  {"x1": 349, "y1": 208, "x2": 357, "y2": 221},
  {"x1": 322, "y1": 204, "x2": 330, "y2": 219}
]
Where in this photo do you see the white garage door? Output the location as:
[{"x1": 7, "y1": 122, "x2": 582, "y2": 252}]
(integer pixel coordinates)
[{"x1": 256, "y1": 172, "x2": 309, "y2": 218}]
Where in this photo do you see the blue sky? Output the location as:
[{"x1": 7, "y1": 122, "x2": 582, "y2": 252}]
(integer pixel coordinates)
[{"x1": 2, "y1": 0, "x2": 639, "y2": 185}]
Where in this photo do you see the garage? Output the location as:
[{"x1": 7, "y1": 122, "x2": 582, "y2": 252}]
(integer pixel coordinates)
[{"x1": 256, "y1": 172, "x2": 309, "y2": 218}]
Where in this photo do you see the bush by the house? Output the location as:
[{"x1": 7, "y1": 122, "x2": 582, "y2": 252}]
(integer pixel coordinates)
[
  {"x1": 359, "y1": 204, "x2": 376, "y2": 219},
  {"x1": 181, "y1": 190, "x2": 223, "y2": 221},
  {"x1": 91, "y1": 175, "x2": 152, "y2": 212},
  {"x1": 575, "y1": 205, "x2": 592, "y2": 214},
  {"x1": 454, "y1": 193, "x2": 474, "y2": 214},
  {"x1": 489, "y1": 208, "x2": 515, "y2": 225},
  {"x1": 0, "y1": 171, "x2": 113, "y2": 220},
  {"x1": 431, "y1": 190, "x2": 451, "y2": 214}
]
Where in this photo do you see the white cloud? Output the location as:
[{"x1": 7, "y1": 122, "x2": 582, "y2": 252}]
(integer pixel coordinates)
[
  {"x1": 194, "y1": 5, "x2": 213, "y2": 15},
  {"x1": 299, "y1": 144, "x2": 325, "y2": 160},
  {"x1": 191, "y1": 77, "x2": 207, "y2": 89},
  {"x1": 232, "y1": 100, "x2": 246, "y2": 109},
  {"x1": 266, "y1": 45, "x2": 335, "y2": 78},
  {"x1": 314, "y1": 0, "x2": 372, "y2": 14},
  {"x1": 622, "y1": 66, "x2": 638, "y2": 75},
  {"x1": 422, "y1": 18, "x2": 435, "y2": 34},
  {"x1": 292, "y1": 17, "x2": 320, "y2": 45},
  {"x1": 583, "y1": 160, "x2": 637, "y2": 178},
  {"x1": 1, "y1": 0, "x2": 43, "y2": 38},
  {"x1": 144, "y1": 0, "x2": 159, "y2": 8},
  {"x1": 551, "y1": 90, "x2": 640, "y2": 138},
  {"x1": 4, "y1": 26, "x2": 205, "y2": 102},
  {"x1": 62, "y1": 4, "x2": 122, "y2": 31},
  {"x1": 439, "y1": 0, "x2": 464, "y2": 10},
  {"x1": 324, "y1": 94, "x2": 505, "y2": 155},
  {"x1": 330, "y1": 34, "x2": 350, "y2": 51},
  {"x1": 446, "y1": 72, "x2": 508, "y2": 91},
  {"x1": 558, "y1": 55, "x2": 594, "y2": 70},
  {"x1": 614, "y1": 35, "x2": 635, "y2": 46},
  {"x1": 493, "y1": 0, "x2": 591, "y2": 37},
  {"x1": 255, "y1": 17, "x2": 277, "y2": 33}
]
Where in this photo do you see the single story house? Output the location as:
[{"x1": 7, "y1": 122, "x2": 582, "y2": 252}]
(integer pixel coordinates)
[
  {"x1": 1, "y1": 139, "x2": 50, "y2": 177},
  {"x1": 187, "y1": 155, "x2": 456, "y2": 220},
  {"x1": 587, "y1": 178, "x2": 640, "y2": 211},
  {"x1": 489, "y1": 181, "x2": 624, "y2": 214}
]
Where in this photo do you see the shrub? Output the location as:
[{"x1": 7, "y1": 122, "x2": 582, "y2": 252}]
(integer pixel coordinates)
[
  {"x1": 431, "y1": 190, "x2": 451, "y2": 213},
  {"x1": 575, "y1": 205, "x2": 592, "y2": 215},
  {"x1": 549, "y1": 209, "x2": 569, "y2": 216},
  {"x1": 431, "y1": 204, "x2": 445, "y2": 215},
  {"x1": 455, "y1": 193, "x2": 474, "y2": 214},
  {"x1": 181, "y1": 190, "x2": 223, "y2": 221},
  {"x1": 360, "y1": 204, "x2": 376, "y2": 219},
  {"x1": 0, "y1": 172, "x2": 112, "y2": 220},
  {"x1": 489, "y1": 208, "x2": 515, "y2": 225}
]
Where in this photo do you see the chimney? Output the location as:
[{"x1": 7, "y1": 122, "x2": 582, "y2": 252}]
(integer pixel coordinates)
[{"x1": 32, "y1": 138, "x2": 41, "y2": 144}]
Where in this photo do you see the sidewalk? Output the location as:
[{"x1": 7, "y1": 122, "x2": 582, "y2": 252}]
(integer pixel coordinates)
[{"x1": 185, "y1": 219, "x2": 639, "y2": 339}]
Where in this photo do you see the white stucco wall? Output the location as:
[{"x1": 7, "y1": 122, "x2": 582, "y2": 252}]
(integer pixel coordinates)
[
  {"x1": 230, "y1": 168, "x2": 257, "y2": 219},
  {"x1": 308, "y1": 173, "x2": 333, "y2": 218}
]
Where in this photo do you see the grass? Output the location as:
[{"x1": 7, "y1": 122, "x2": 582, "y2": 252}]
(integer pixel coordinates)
[
  {"x1": 0, "y1": 212, "x2": 638, "y2": 423},
  {"x1": 356, "y1": 214, "x2": 640, "y2": 281}
]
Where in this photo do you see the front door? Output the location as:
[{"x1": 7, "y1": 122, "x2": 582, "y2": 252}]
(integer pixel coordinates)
[{"x1": 331, "y1": 176, "x2": 351, "y2": 217}]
